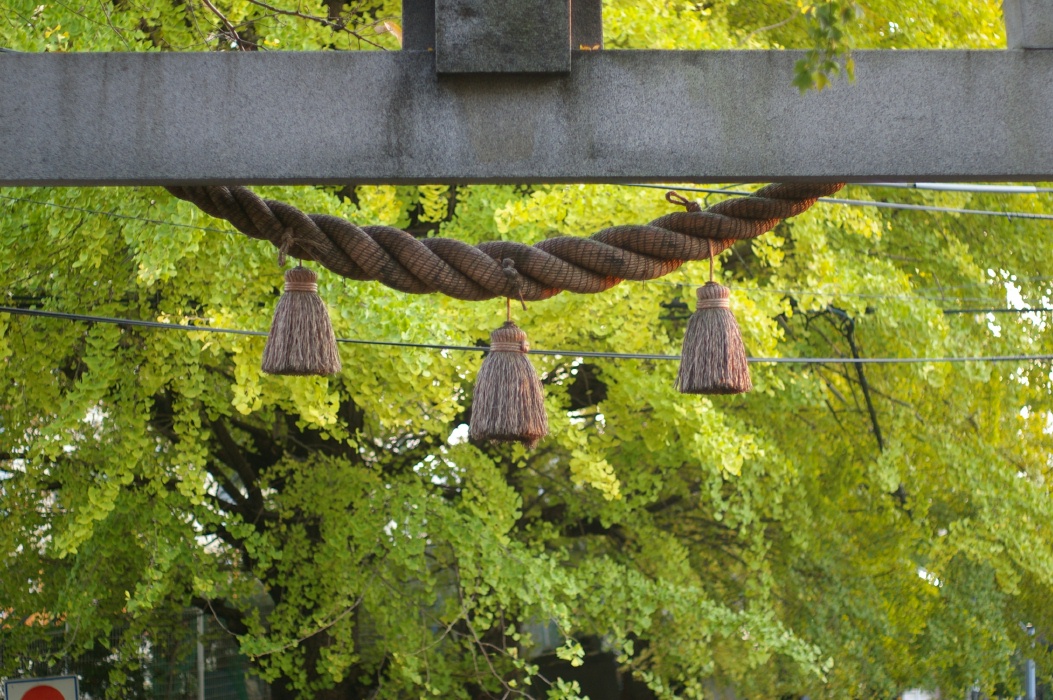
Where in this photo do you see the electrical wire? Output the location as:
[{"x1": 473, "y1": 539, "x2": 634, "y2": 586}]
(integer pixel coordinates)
[
  {"x1": 942, "y1": 308, "x2": 1053, "y2": 315},
  {"x1": 5, "y1": 292, "x2": 1045, "y2": 317},
  {"x1": 664, "y1": 297, "x2": 1053, "y2": 315},
  {"x1": 3, "y1": 306, "x2": 1051, "y2": 366},
  {"x1": 645, "y1": 274, "x2": 1053, "y2": 305},
  {"x1": 625, "y1": 184, "x2": 1053, "y2": 221},
  {"x1": 0, "y1": 193, "x2": 231, "y2": 234},
  {"x1": 7, "y1": 181, "x2": 1053, "y2": 239},
  {"x1": 721, "y1": 285, "x2": 1003, "y2": 305},
  {"x1": 644, "y1": 280, "x2": 1033, "y2": 307},
  {"x1": 824, "y1": 196, "x2": 1053, "y2": 220},
  {"x1": 862, "y1": 182, "x2": 1047, "y2": 194}
]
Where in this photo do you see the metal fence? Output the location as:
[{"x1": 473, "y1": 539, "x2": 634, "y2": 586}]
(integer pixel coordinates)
[{"x1": 1, "y1": 610, "x2": 268, "y2": 700}]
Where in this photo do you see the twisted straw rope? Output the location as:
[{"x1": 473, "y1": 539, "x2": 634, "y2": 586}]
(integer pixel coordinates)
[{"x1": 165, "y1": 183, "x2": 844, "y2": 302}]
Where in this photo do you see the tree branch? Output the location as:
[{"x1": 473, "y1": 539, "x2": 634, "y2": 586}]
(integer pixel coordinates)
[
  {"x1": 209, "y1": 417, "x2": 263, "y2": 510},
  {"x1": 199, "y1": 0, "x2": 255, "y2": 50},
  {"x1": 243, "y1": 0, "x2": 387, "y2": 49},
  {"x1": 842, "y1": 317, "x2": 884, "y2": 452},
  {"x1": 191, "y1": 597, "x2": 250, "y2": 635}
]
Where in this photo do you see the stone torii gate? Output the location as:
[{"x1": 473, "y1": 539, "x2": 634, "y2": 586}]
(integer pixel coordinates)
[{"x1": 1, "y1": 0, "x2": 1052, "y2": 187}]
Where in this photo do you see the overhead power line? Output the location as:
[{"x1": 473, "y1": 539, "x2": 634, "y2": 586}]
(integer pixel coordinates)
[
  {"x1": 625, "y1": 184, "x2": 1053, "y2": 221},
  {"x1": 821, "y1": 196, "x2": 1053, "y2": 220},
  {"x1": 2, "y1": 306, "x2": 1051, "y2": 366},
  {"x1": 6, "y1": 294, "x2": 1047, "y2": 318},
  {"x1": 722, "y1": 284, "x2": 1002, "y2": 305},
  {"x1": 942, "y1": 307, "x2": 1053, "y2": 315},
  {"x1": 7, "y1": 182, "x2": 1053, "y2": 239},
  {"x1": 861, "y1": 182, "x2": 1053, "y2": 195},
  {"x1": 0, "y1": 194, "x2": 231, "y2": 235},
  {"x1": 645, "y1": 279, "x2": 1051, "y2": 307}
]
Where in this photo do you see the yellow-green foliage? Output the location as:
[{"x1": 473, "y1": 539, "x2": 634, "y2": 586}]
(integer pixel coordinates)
[{"x1": 1, "y1": 2, "x2": 1050, "y2": 700}]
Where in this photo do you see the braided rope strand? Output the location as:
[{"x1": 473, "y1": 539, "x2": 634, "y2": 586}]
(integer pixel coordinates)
[{"x1": 165, "y1": 183, "x2": 844, "y2": 301}]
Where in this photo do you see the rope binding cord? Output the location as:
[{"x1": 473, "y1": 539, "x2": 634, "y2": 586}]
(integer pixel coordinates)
[{"x1": 165, "y1": 181, "x2": 844, "y2": 446}]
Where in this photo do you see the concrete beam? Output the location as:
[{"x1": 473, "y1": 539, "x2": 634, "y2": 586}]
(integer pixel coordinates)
[
  {"x1": 436, "y1": 0, "x2": 570, "y2": 73},
  {"x1": 1004, "y1": 0, "x2": 1053, "y2": 49},
  {"x1": 403, "y1": 0, "x2": 602, "y2": 54},
  {"x1": 572, "y1": 0, "x2": 604, "y2": 50},
  {"x1": 402, "y1": 0, "x2": 436, "y2": 51},
  {"x1": 3, "y1": 50, "x2": 1053, "y2": 186}
]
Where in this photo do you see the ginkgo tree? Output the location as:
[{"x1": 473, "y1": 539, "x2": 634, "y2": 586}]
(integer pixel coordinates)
[{"x1": 3, "y1": 1, "x2": 1052, "y2": 699}]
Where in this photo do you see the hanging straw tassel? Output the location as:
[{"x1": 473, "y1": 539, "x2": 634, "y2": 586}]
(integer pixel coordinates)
[
  {"x1": 261, "y1": 265, "x2": 342, "y2": 376},
  {"x1": 469, "y1": 321, "x2": 549, "y2": 448},
  {"x1": 676, "y1": 281, "x2": 753, "y2": 395},
  {"x1": 664, "y1": 207, "x2": 751, "y2": 394}
]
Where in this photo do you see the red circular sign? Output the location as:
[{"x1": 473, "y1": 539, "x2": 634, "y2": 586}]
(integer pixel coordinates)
[{"x1": 23, "y1": 686, "x2": 66, "y2": 700}]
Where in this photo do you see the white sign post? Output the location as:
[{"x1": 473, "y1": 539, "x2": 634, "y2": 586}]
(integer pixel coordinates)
[{"x1": 3, "y1": 676, "x2": 79, "y2": 700}]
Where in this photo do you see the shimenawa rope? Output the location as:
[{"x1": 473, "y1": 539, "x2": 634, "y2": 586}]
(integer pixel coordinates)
[
  {"x1": 166, "y1": 181, "x2": 843, "y2": 444},
  {"x1": 165, "y1": 182, "x2": 844, "y2": 301}
]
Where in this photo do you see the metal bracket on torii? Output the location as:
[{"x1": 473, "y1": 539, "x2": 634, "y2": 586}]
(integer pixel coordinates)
[{"x1": 1, "y1": 0, "x2": 1053, "y2": 186}]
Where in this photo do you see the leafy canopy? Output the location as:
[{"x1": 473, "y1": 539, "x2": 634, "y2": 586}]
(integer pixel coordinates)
[{"x1": 3, "y1": 2, "x2": 1051, "y2": 700}]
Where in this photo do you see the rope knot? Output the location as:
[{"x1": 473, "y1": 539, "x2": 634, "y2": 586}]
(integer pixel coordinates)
[
  {"x1": 502, "y1": 258, "x2": 527, "y2": 313},
  {"x1": 666, "y1": 191, "x2": 703, "y2": 213},
  {"x1": 277, "y1": 225, "x2": 330, "y2": 268},
  {"x1": 277, "y1": 227, "x2": 296, "y2": 267}
]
